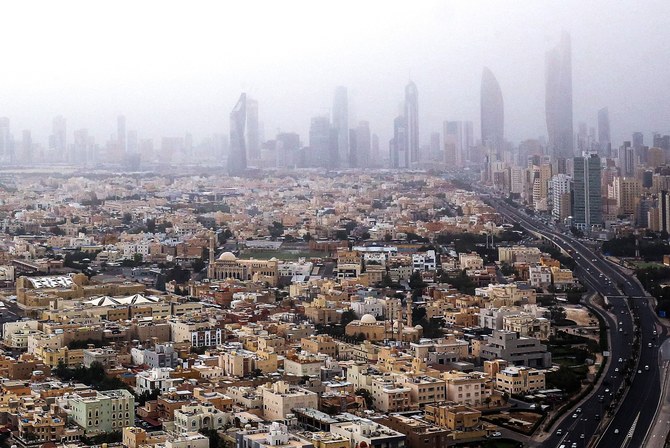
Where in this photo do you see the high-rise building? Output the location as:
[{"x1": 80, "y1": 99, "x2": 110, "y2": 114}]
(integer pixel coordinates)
[
  {"x1": 390, "y1": 116, "x2": 408, "y2": 169},
  {"x1": 73, "y1": 129, "x2": 90, "y2": 165},
  {"x1": 308, "y1": 116, "x2": 331, "y2": 168},
  {"x1": 597, "y1": 108, "x2": 611, "y2": 157},
  {"x1": 404, "y1": 81, "x2": 419, "y2": 166},
  {"x1": 276, "y1": 132, "x2": 299, "y2": 169},
  {"x1": 228, "y1": 93, "x2": 247, "y2": 175},
  {"x1": 613, "y1": 177, "x2": 641, "y2": 216},
  {"x1": 117, "y1": 115, "x2": 126, "y2": 153},
  {"x1": 572, "y1": 154, "x2": 602, "y2": 229},
  {"x1": 659, "y1": 191, "x2": 670, "y2": 234},
  {"x1": 545, "y1": 32, "x2": 574, "y2": 160},
  {"x1": 21, "y1": 130, "x2": 32, "y2": 164},
  {"x1": 246, "y1": 98, "x2": 260, "y2": 162},
  {"x1": 332, "y1": 86, "x2": 349, "y2": 168},
  {"x1": 355, "y1": 121, "x2": 371, "y2": 168},
  {"x1": 444, "y1": 121, "x2": 463, "y2": 167},
  {"x1": 551, "y1": 174, "x2": 572, "y2": 221},
  {"x1": 127, "y1": 130, "x2": 138, "y2": 155},
  {"x1": 371, "y1": 133, "x2": 380, "y2": 166},
  {"x1": 0, "y1": 118, "x2": 10, "y2": 161},
  {"x1": 430, "y1": 132, "x2": 441, "y2": 161},
  {"x1": 50, "y1": 116, "x2": 67, "y2": 162},
  {"x1": 653, "y1": 133, "x2": 670, "y2": 152},
  {"x1": 463, "y1": 121, "x2": 474, "y2": 163},
  {"x1": 618, "y1": 141, "x2": 635, "y2": 177},
  {"x1": 480, "y1": 67, "x2": 504, "y2": 152}
]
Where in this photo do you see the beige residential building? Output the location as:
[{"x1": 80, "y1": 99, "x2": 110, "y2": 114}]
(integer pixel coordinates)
[
  {"x1": 259, "y1": 381, "x2": 319, "y2": 421},
  {"x1": 495, "y1": 366, "x2": 546, "y2": 395},
  {"x1": 301, "y1": 335, "x2": 337, "y2": 358},
  {"x1": 442, "y1": 371, "x2": 488, "y2": 406},
  {"x1": 402, "y1": 375, "x2": 446, "y2": 407}
]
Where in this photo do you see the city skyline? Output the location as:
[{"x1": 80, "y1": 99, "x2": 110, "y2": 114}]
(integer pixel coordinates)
[{"x1": 0, "y1": 1, "x2": 668, "y2": 150}]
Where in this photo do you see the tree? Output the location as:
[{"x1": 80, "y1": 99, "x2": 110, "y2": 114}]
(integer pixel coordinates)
[
  {"x1": 341, "y1": 309, "x2": 357, "y2": 326},
  {"x1": 303, "y1": 232, "x2": 312, "y2": 242},
  {"x1": 122, "y1": 212, "x2": 133, "y2": 224},
  {"x1": 384, "y1": 233, "x2": 392, "y2": 242},
  {"x1": 409, "y1": 270, "x2": 427, "y2": 291},
  {"x1": 268, "y1": 221, "x2": 284, "y2": 239},
  {"x1": 146, "y1": 218, "x2": 156, "y2": 233},
  {"x1": 355, "y1": 388, "x2": 374, "y2": 409},
  {"x1": 544, "y1": 306, "x2": 567, "y2": 323}
]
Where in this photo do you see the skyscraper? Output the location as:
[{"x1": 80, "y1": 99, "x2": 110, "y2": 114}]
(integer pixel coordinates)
[
  {"x1": 21, "y1": 130, "x2": 32, "y2": 164},
  {"x1": 332, "y1": 86, "x2": 349, "y2": 169},
  {"x1": 404, "y1": 81, "x2": 419, "y2": 166},
  {"x1": 444, "y1": 121, "x2": 463, "y2": 167},
  {"x1": 228, "y1": 93, "x2": 247, "y2": 175},
  {"x1": 597, "y1": 107, "x2": 611, "y2": 157},
  {"x1": 545, "y1": 32, "x2": 574, "y2": 160},
  {"x1": 50, "y1": 116, "x2": 67, "y2": 161},
  {"x1": 480, "y1": 67, "x2": 504, "y2": 152},
  {"x1": 355, "y1": 121, "x2": 371, "y2": 168},
  {"x1": 0, "y1": 118, "x2": 10, "y2": 161},
  {"x1": 390, "y1": 116, "x2": 408, "y2": 169},
  {"x1": 308, "y1": 116, "x2": 331, "y2": 168},
  {"x1": 117, "y1": 115, "x2": 126, "y2": 153},
  {"x1": 246, "y1": 98, "x2": 260, "y2": 162},
  {"x1": 572, "y1": 154, "x2": 602, "y2": 229}
]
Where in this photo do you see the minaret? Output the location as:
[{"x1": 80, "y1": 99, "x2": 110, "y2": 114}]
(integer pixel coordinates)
[
  {"x1": 209, "y1": 231, "x2": 216, "y2": 264},
  {"x1": 407, "y1": 297, "x2": 413, "y2": 327},
  {"x1": 396, "y1": 308, "x2": 403, "y2": 342}
]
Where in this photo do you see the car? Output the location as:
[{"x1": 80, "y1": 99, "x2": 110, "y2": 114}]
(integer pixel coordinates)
[
  {"x1": 649, "y1": 342, "x2": 653, "y2": 347},
  {"x1": 605, "y1": 388, "x2": 610, "y2": 393},
  {"x1": 580, "y1": 434, "x2": 585, "y2": 439},
  {"x1": 618, "y1": 358, "x2": 622, "y2": 362},
  {"x1": 615, "y1": 368, "x2": 619, "y2": 372},
  {"x1": 638, "y1": 370, "x2": 642, "y2": 374},
  {"x1": 645, "y1": 365, "x2": 650, "y2": 371},
  {"x1": 576, "y1": 408, "x2": 582, "y2": 413},
  {"x1": 491, "y1": 431, "x2": 501, "y2": 437},
  {"x1": 595, "y1": 414, "x2": 600, "y2": 420},
  {"x1": 572, "y1": 413, "x2": 578, "y2": 418},
  {"x1": 619, "y1": 328, "x2": 623, "y2": 332},
  {"x1": 557, "y1": 429, "x2": 563, "y2": 435},
  {"x1": 614, "y1": 429, "x2": 619, "y2": 434},
  {"x1": 571, "y1": 443, "x2": 578, "y2": 448}
]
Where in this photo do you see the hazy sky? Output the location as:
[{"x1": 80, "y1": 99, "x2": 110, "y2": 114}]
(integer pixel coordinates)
[{"x1": 1, "y1": 0, "x2": 669, "y2": 149}]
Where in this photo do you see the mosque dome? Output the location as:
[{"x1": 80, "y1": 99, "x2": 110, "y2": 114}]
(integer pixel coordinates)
[
  {"x1": 360, "y1": 314, "x2": 377, "y2": 324},
  {"x1": 218, "y1": 251, "x2": 237, "y2": 261}
]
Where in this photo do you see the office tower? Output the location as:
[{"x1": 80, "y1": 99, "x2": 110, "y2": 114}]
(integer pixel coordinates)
[
  {"x1": 332, "y1": 86, "x2": 349, "y2": 168},
  {"x1": 659, "y1": 191, "x2": 670, "y2": 234},
  {"x1": 572, "y1": 154, "x2": 602, "y2": 229},
  {"x1": 127, "y1": 130, "x2": 138, "y2": 154},
  {"x1": 545, "y1": 32, "x2": 574, "y2": 159},
  {"x1": 480, "y1": 67, "x2": 504, "y2": 152},
  {"x1": 653, "y1": 133, "x2": 670, "y2": 151},
  {"x1": 21, "y1": 130, "x2": 32, "y2": 164},
  {"x1": 444, "y1": 121, "x2": 463, "y2": 167},
  {"x1": 551, "y1": 174, "x2": 572, "y2": 221},
  {"x1": 246, "y1": 98, "x2": 260, "y2": 161},
  {"x1": 117, "y1": 115, "x2": 126, "y2": 153},
  {"x1": 618, "y1": 141, "x2": 635, "y2": 177},
  {"x1": 597, "y1": 108, "x2": 611, "y2": 157},
  {"x1": 404, "y1": 81, "x2": 419, "y2": 165},
  {"x1": 371, "y1": 133, "x2": 380, "y2": 166},
  {"x1": 0, "y1": 118, "x2": 10, "y2": 160},
  {"x1": 50, "y1": 116, "x2": 67, "y2": 161},
  {"x1": 430, "y1": 132, "x2": 441, "y2": 161},
  {"x1": 228, "y1": 93, "x2": 247, "y2": 175},
  {"x1": 577, "y1": 122, "x2": 589, "y2": 153},
  {"x1": 613, "y1": 177, "x2": 641, "y2": 216},
  {"x1": 633, "y1": 132, "x2": 644, "y2": 150},
  {"x1": 463, "y1": 121, "x2": 474, "y2": 163},
  {"x1": 648, "y1": 147, "x2": 665, "y2": 168},
  {"x1": 348, "y1": 129, "x2": 358, "y2": 168},
  {"x1": 355, "y1": 121, "x2": 371, "y2": 168},
  {"x1": 390, "y1": 116, "x2": 408, "y2": 168},
  {"x1": 643, "y1": 170, "x2": 654, "y2": 189},
  {"x1": 73, "y1": 129, "x2": 90, "y2": 165},
  {"x1": 309, "y1": 116, "x2": 331, "y2": 168},
  {"x1": 276, "y1": 132, "x2": 299, "y2": 169}
]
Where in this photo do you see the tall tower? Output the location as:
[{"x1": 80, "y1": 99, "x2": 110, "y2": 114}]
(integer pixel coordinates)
[
  {"x1": 332, "y1": 86, "x2": 349, "y2": 168},
  {"x1": 246, "y1": 98, "x2": 260, "y2": 162},
  {"x1": 309, "y1": 116, "x2": 331, "y2": 168},
  {"x1": 545, "y1": 31, "x2": 574, "y2": 161},
  {"x1": 597, "y1": 107, "x2": 611, "y2": 157},
  {"x1": 572, "y1": 154, "x2": 602, "y2": 229},
  {"x1": 50, "y1": 116, "x2": 67, "y2": 161},
  {"x1": 355, "y1": 121, "x2": 371, "y2": 168},
  {"x1": 117, "y1": 115, "x2": 127, "y2": 153},
  {"x1": 228, "y1": 93, "x2": 247, "y2": 175},
  {"x1": 390, "y1": 116, "x2": 408, "y2": 168},
  {"x1": 480, "y1": 67, "x2": 504, "y2": 153},
  {"x1": 406, "y1": 297, "x2": 413, "y2": 327},
  {"x1": 404, "y1": 81, "x2": 419, "y2": 166}
]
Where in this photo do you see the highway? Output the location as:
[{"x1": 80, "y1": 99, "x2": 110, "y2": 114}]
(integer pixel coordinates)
[{"x1": 488, "y1": 198, "x2": 667, "y2": 448}]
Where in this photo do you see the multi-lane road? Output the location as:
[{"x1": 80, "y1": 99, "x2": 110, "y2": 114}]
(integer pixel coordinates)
[{"x1": 489, "y1": 198, "x2": 667, "y2": 448}]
